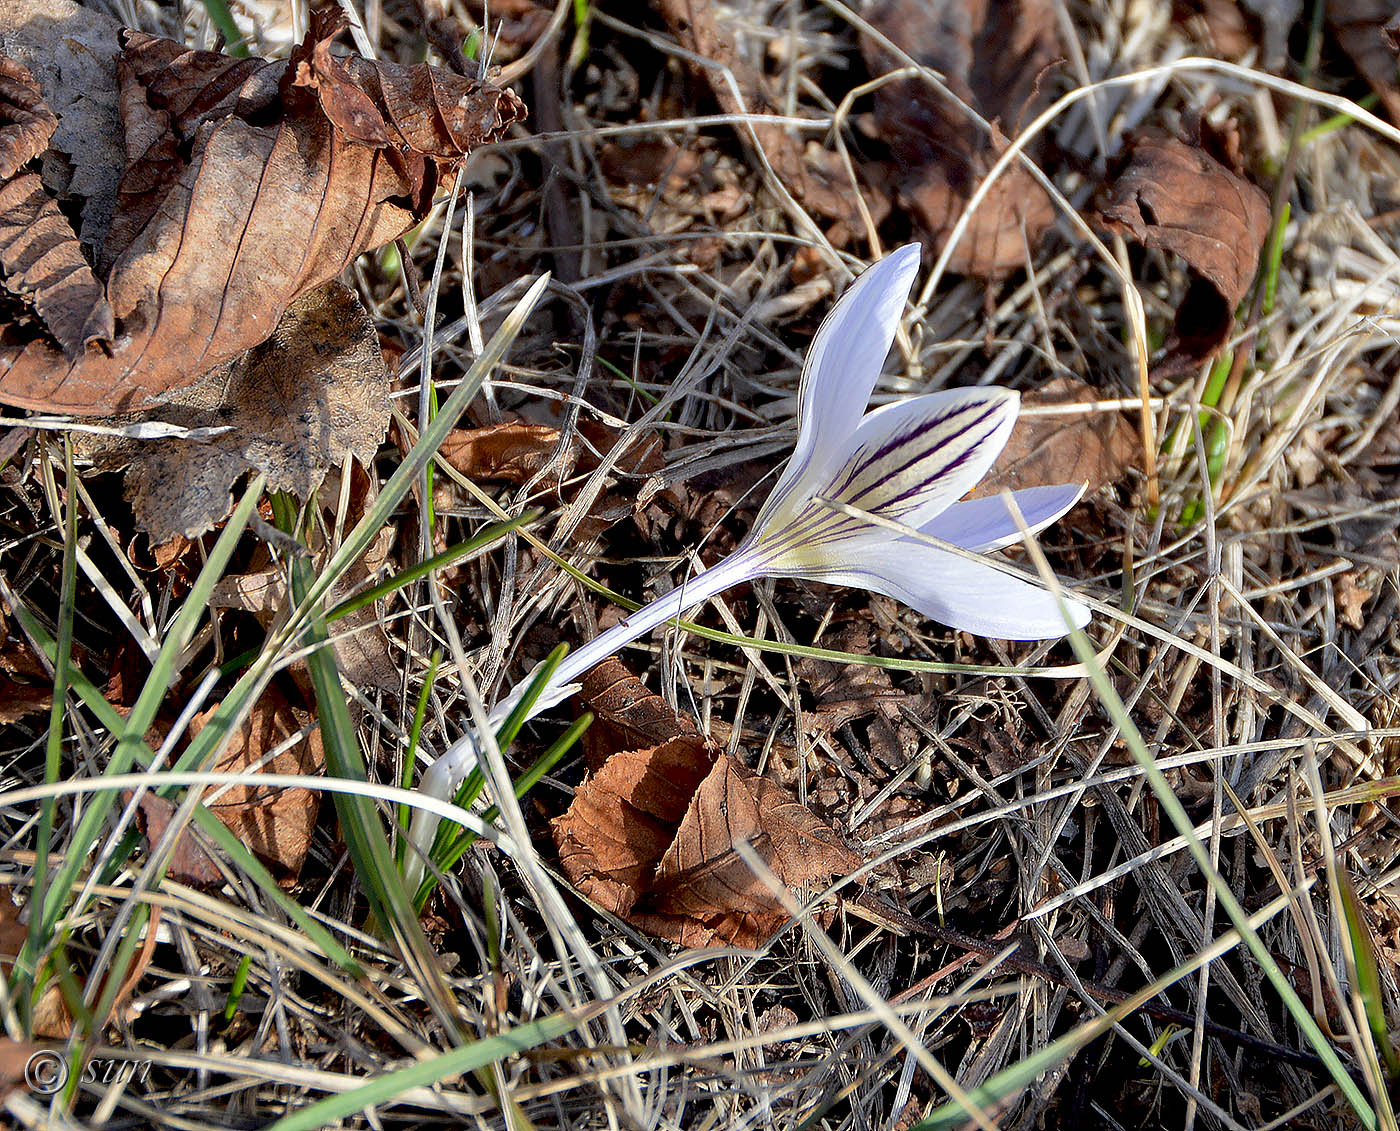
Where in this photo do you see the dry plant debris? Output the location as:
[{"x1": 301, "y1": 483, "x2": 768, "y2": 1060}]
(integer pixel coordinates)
[
  {"x1": 8, "y1": 0, "x2": 1400, "y2": 1127},
  {"x1": 975, "y1": 376, "x2": 1141, "y2": 496},
  {"x1": 0, "y1": 8, "x2": 523, "y2": 413},
  {"x1": 553, "y1": 658, "x2": 861, "y2": 947},
  {"x1": 861, "y1": 0, "x2": 1060, "y2": 275}
]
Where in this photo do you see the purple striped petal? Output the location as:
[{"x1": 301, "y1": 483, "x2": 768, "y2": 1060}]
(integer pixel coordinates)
[
  {"x1": 757, "y1": 244, "x2": 922, "y2": 529},
  {"x1": 820, "y1": 386, "x2": 1019, "y2": 529},
  {"x1": 919, "y1": 483, "x2": 1086, "y2": 552}
]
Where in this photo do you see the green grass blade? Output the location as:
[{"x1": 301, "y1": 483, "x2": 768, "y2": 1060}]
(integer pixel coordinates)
[
  {"x1": 398, "y1": 650, "x2": 442, "y2": 855},
  {"x1": 262, "y1": 1009, "x2": 584, "y2": 1131},
  {"x1": 1056, "y1": 612, "x2": 1376, "y2": 1125},
  {"x1": 416, "y1": 712, "x2": 589, "y2": 911},
  {"x1": 26, "y1": 441, "x2": 79, "y2": 1017},
  {"x1": 911, "y1": 888, "x2": 1315, "y2": 1130},
  {"x1": 327, "y1": 511, "x2": 539, "y2": 622},
  {"x1": 10, "y1": 598, "x2": 362, "y2": 975},
  {"x1": 289, "y1": 273, "x2": 550, "y2": 635},
  {"x1": 23, "y1": 475, "x2": 266, "y2": 977},
  {"x1": 1339, "y1": 868, "x2": 1400, "y2": 1080},
  {"x1": 293, "y1": 554, "x2": 464, "y2": 1039},
  {"x1": 199, "y1": 0, "x2": 249, "y2": 55}
]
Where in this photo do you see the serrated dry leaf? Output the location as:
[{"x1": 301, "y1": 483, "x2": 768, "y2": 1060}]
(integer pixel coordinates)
[
  {"x1": 861, "y1": 0, "x2": 1059, "y2": 277},
  {"x1": 973, "y1": 377, "x2": 1140, "y2": 497},
  {"x1": 186, "y1": 685, "x2": 325, "y2": 882},
  {"x1": 0, "y1": 10, "x2": 523, "y2": 413},
  {"x1": 553, "y1": 661, "x2": 862, "y2": 948},
  {"x1": 89, "y1": 280, "x2": 390, "y2": 541},
  {"x1": 1099, "y1": 127, "x2": 1271, "y2": 378}
]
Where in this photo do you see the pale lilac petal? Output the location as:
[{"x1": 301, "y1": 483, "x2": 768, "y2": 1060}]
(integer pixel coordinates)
[
  {"x1": 919, "y1": 483, "x2": 1086, "y2": 552},
  {"x1": 774, "y1": 541, "x2": 1090, "y2": 640},
  {"x1": 757, "y1": 244, "x2": 922, "y2": 528},
  {"x1": 784, "y1": 386, "x2": 1018, "y2": 541}
]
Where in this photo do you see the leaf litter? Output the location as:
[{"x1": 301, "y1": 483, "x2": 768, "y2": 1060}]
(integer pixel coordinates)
[
  {"x1": 553, "y1": 658, "x2": 862, "y2": 948},
  {"x1": 3, "y1": 0, "x2": 1400, "y2": 1126},
  {"x1": 0, "y1": 7, "x2": 523, "y2": 414}
]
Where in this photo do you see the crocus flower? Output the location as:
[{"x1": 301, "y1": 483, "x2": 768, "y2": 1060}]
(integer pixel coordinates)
[{"x1": 409, "y1": 244, "x2": 1088, "y2": 875}]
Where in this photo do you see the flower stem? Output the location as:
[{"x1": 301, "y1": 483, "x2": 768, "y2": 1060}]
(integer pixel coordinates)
[{"x1": 406, "y1": 550, "x2": 760, "y2": 880}]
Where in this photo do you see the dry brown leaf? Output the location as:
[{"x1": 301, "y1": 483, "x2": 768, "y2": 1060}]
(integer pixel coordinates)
[
  {"x1": 88, "y1": 280, "x2": 390, "y2": 541},
  {"x1": 639, "y1": 755, "x2": 864, "y2": 947},
  {"x1": 122, "y1": 789, "x2": 223, "y2": 888},
  {"x1": 553, "y1": 661, "x2": 862, "y2": 948},
  {"x1": 973, "y1": 377, "x2": 1140, "y2": 497},
  {"x1": 186, "y1": 685, "x2": 325, "y2": 883},
  {"x1": 0, "y1": 677, "x2": 49, "y2": 723},
  {"x1": 653, "y1": 0, "x2": 881, "y2": 234},
  {"x1": 439, "y1": 422, "x2": 563, "y2": 485},
  {"x1": 861, "y1": 0, "x2": 1059, "y2": 277},
  {"x1": 0, "y1": 10, "x2": 524, "y2": 413},
  {"x1": 1099, "y1": 126, "x2": 1271, "y2": 378},
  {"x1": 578, "y1": 657, "x2": 705, "y2": 772},
  {"x1": 0, "y1": 1038, "x2": 42, "y2": 1098},
  {"x1": 0, "y1": 53, "x2": 55, "y2": 178},
  {"x1": 1331, "y1": 0, "x2": 1400, "y2": 125},
  {"x1": 0, "y1": 0, "x2": 126, "y2": 247},
  {"x1": 0, "y1": 58, "x2": 111, "y2": 359},
  {"x1": 0, "y1": 897, "x2": 69, "y2": 1038}
]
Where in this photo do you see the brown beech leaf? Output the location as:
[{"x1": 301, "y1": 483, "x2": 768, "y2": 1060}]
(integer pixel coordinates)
[
  {"x1": 0, "y1": 54, "x2": 55, "y2": 178},
  {"x1": 0, "y1": 10, "x2": 524, "y2": 413},
  {"x1": 186, "y1": 685, "x2": 326, "y2": 883},
  {"x1": 639, "y1": 755, "x2": 864, "y2": 947},
  {"x1": 0, "y1": 58, "x2": 112, "y2": 359},
  {"x1": 88, "y1": 280, "x2": 390, "y2": 541},
  {"x1": 554, "y1": 662, "x2": 862, "y2": 948},
  {"x1": 861, "y1": 0, "x2": 1059, "y2": 277},
  {"x1": 973, "y1": 377, "x2": 1140, "y2": 497},
  {"x1": 123, "y1": 789, "x2": 223, "y2": 888},
  {"x1": 1099, "y1": 127, "x2": 1271, "y2": 378},
  {"x1": 439, "y1": 422, "x2": 563, "y2": 484},
  {"x1": 578, "y1": 656, "x2": 705, "y2": 772}
]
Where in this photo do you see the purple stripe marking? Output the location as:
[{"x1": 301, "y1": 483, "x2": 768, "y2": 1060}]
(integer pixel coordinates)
[{"x1": 841, "y1": 400, "x2": 1004, "y2": 508}]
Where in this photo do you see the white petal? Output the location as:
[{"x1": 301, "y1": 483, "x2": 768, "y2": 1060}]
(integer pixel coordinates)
[
  {"x1": 789, "y1": 387, "x2": 1018, "y2": 545},
  {"x1": 778, "y1": 541, "x2": 1090, "y2": 640},
  {"x1": 756, "y1": 244, "x2": 922, "y2": 527},
  {"x1": 920, "y1": 483, "x2": 1086, "y2": 552}
]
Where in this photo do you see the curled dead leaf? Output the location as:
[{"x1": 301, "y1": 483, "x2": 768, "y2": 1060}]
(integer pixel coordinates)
[
  {"x1": 0, "y1": 11, "x2": 524, "y2": 413},
  {"x1": 186, "y1": 685, "x2": 326, "y2": 883},
  {"x1": 973, "y1": 377, "x2": 1140, "y2": 498},
  {"x1": 123, "y1": 789, "x2": 223, "y2": 889},
  {"x1": 861, "y1": 0, "x2": 1060, "y2": 277},
  {"x1": 1099, "y1": 126, "x2": 1270, "y2": 378},
  {"x1": 553, "y1": 661, "x2": 862, "y2": 948}
]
